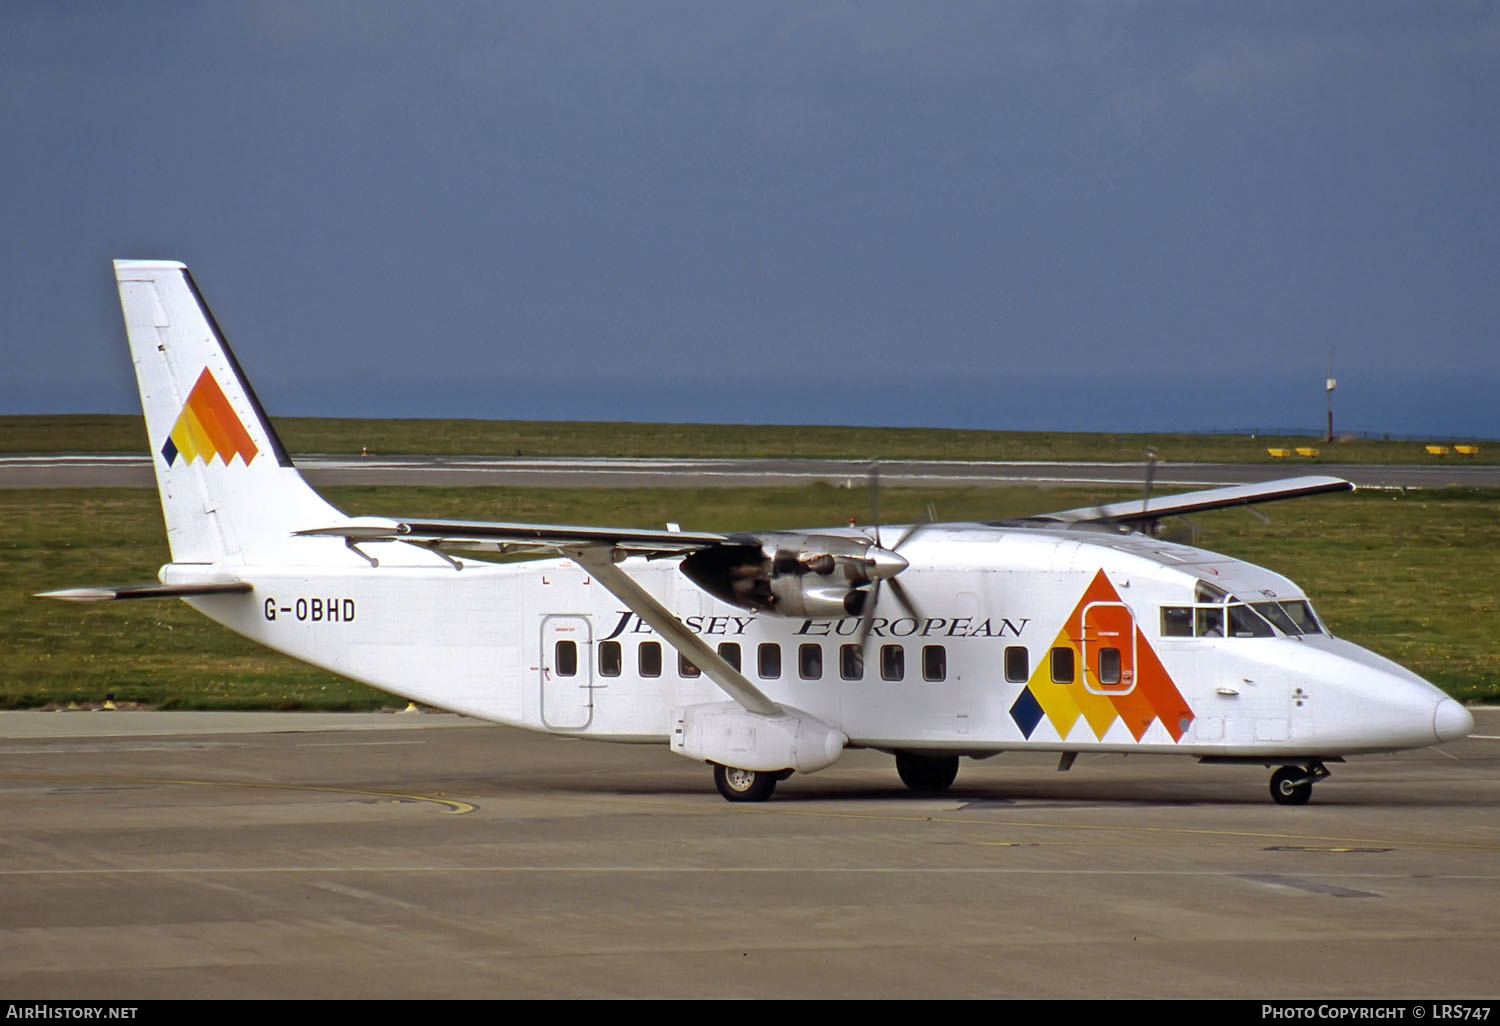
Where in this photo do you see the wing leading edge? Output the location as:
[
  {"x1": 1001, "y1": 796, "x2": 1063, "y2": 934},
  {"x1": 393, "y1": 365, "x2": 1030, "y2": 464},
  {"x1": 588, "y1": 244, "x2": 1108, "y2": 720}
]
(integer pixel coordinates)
[
  {"x1": 296, "y1": 517, "x2": 728, "y2": 556},
  {"x1": 1021, "y1": 475, "x2": 1355, "y2": 529}
]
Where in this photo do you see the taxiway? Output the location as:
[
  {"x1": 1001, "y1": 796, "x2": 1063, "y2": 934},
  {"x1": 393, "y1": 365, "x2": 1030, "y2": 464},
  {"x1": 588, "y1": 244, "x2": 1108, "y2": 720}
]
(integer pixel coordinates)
[{"x1": 1, "y1": 709, "x2": 1495, "y2": 999}]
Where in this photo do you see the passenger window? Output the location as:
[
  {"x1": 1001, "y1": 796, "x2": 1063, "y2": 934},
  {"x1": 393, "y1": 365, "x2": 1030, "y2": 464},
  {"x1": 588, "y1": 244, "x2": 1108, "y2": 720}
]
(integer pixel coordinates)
[
  {"x1": 840, "y1": 644, "x2": 863, "y2": 680},
  {"x1": 599, "y1": 640, "x2": 622, "y2": 677},
  {"x1": 555, "y1": 640, "x2": 578, "y2": 677},
  {"x1": 799, "y1": 644, "x2": 823, "y2": 680},
  {"x1": 1160, "y1": 606, "x2": 1193, "y2": 637},
  {"x1": 758, "y1": 643, "x2": 781, "y2": 679},
  {"x1": 679, "y1": 652, "x2": 701, "y2": 677},
  {"x1": 880, "y1": 645, "x2": 904, "y2": 681},
  {"x1": 922, "y1": 645, "x2": 946, "y2": 682},
  {"x1": 639, "y1": 641, "x2": 662, "y2": 678},
  {"x1": 1004, "y1": 645, "x2": 1028, "y2": 683},
  {"x1": 717, "y1": 642, "x2": 741, "y2": 671},
  {"x1": 1050, "y1": 647, "x2": 1075, "y2": 684},
  {"x1": 1098, "y1": 646, "x2": 1122, "y2": 685}
]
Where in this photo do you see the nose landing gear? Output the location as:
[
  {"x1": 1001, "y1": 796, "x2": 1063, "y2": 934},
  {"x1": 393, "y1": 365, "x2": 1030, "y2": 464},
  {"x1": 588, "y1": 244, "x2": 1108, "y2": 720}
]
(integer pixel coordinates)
[{"x1": 1269, "y1": 761, "x2": 1330, "y2": 805}]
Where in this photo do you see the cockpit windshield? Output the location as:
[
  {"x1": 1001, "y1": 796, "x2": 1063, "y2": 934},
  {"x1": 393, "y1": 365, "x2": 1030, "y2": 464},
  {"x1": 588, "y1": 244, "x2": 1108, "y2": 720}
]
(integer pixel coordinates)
[
  {"x1": 1276, "y1": 599, "x2": 1323, "y2": 634},
  {"x1": 1160, "y1": 583, "x2": 1325, "y2": 640}
]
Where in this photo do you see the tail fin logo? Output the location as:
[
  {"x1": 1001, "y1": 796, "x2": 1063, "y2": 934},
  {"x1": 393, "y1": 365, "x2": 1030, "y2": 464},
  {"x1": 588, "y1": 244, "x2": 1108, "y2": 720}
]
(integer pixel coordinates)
[{"x1": 160, "y1": 369, "x2": 260, "y2": 467}]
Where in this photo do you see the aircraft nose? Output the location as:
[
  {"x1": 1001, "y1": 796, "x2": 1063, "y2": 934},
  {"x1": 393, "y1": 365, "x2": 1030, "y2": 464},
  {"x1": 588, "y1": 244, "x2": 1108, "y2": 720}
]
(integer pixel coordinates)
[{"x1": 1434, "y1": 698, "x2": 1474, "y2": 744}]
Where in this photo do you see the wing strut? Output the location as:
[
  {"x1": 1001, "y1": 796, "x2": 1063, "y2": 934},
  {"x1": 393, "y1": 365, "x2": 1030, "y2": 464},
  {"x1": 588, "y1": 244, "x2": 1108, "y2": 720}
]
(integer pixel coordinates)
[{"x1": 564, "y1": 545, "x2": 782, "y2": 717}]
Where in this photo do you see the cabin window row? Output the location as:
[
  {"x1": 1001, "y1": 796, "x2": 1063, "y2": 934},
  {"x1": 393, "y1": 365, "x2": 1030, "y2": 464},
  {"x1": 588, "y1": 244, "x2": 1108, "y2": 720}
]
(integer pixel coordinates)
[
  {"x1": 592, "y1": 641, "x2": 952, "y2": 682},
  {"x1": 555, "y1": 640, "x2": 1037, "y2": 685}
]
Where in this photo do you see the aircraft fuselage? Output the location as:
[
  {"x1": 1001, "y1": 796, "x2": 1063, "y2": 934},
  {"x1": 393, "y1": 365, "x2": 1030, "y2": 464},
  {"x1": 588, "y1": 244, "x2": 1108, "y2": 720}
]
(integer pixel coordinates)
[{"x1": 177, "y1": 521, "x2": 1465, "y2": 763}]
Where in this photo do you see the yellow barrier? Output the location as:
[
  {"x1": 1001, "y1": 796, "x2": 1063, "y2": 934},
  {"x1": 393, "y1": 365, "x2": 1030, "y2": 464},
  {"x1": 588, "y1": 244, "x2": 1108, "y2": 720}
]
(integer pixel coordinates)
[
  {"x1": 1295, "y1": 447, "x2": 1320, "y2": 458},
  {"x1": 1425, "y1": 445, "x2": 1450, "y2": 457},
  {"x1": 1455, "y1": 444, "x2": 1479, "y2": 457},
  {"x1": 1266, "y1": 448, "x2": 1292, "y2": 458}
]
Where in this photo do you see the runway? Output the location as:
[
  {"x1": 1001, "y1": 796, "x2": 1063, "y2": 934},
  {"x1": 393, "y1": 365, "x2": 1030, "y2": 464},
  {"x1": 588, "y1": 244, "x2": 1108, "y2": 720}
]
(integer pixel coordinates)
[
  {"x1": 1, "y1": 709, "x2": 1496, "y2": 999},
  {"x1": 4, "y1": 453, "x2": 1499, "y2": 490}
]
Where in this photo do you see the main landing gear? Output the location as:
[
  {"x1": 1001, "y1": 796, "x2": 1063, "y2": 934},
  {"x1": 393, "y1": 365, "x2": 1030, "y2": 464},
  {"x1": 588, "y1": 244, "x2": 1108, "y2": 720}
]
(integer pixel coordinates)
[
  {"x1": 713, "y1": 763, "x2": 784, "y2": 802},
  {"x1": 1269, "y1": 761, "x2": 1330, "y2": 805},
  {"x1": 895, "y1": 752, "x2": 960, "y2": 794}
]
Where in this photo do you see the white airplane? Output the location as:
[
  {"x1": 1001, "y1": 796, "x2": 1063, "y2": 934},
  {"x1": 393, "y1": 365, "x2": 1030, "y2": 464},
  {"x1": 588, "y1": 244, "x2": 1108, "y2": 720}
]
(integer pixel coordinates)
[{"x1": 41, "y1": 260, "x2": 1473, "y2": 804}]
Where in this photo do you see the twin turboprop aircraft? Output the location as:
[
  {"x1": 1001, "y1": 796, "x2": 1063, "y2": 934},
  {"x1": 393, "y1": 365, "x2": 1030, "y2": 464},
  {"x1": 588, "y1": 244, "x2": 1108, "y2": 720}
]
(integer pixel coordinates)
[{"x1": 41, "y1": 260, "x2": 1474, "y2": 804}]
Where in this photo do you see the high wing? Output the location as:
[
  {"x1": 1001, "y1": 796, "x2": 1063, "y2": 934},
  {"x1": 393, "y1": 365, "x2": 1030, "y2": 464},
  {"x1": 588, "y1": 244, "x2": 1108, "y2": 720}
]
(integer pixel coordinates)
[
  {"x1": 1017, "y1": 475, "x2": 1354, "y2": 530},
  {"x1": 296, "y1": 517, "x2": 729, "y2": 555}
]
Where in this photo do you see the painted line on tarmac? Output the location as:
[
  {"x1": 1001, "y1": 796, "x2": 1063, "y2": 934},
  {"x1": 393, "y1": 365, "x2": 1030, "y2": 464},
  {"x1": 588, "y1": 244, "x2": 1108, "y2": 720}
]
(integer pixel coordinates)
[
  {"x1": 733, "y1": 804, "x2": 1500, "y2": 853},
  {"x1": 1234, "y1": 873, "x2": 1380, "y2": 898},
  {"x1": 0, "y1": 866, "x2": 1496, "y2": 879},
  {"x1": 0, "y1": 773, "x2": 474, "y2": 814}
]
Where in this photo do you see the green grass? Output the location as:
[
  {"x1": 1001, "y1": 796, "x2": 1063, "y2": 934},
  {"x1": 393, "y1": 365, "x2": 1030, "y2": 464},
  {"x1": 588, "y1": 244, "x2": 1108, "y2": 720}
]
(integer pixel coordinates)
[
  {"x1": 4, "y1": 484, "x2": 1497, "y2": 709},
  {"x1": 4, "y1": 413, "x2": 1495, "y2": 464}
]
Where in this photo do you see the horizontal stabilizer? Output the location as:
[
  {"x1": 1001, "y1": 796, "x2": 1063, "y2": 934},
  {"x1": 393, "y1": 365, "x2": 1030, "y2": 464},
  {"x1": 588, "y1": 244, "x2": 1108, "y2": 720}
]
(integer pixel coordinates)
[
  {"x1": 1031, "y1": 475, "x2": 1354, "y2": 528},
  {"x1": 36, "y1": 581, "x2": 252, "y2": 603}
]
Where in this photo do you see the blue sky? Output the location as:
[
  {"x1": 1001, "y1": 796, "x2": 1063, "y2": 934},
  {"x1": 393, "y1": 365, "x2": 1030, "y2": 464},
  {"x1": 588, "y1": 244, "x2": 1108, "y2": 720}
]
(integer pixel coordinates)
[{"x1": 3, "y1": 2, "x2": 1497, "y2": 437}]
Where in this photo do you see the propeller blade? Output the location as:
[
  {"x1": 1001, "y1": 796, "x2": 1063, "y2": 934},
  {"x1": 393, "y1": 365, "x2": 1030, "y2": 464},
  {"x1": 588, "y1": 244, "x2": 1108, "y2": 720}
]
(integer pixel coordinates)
[
  {"x1": 855, "y1": 579, "x2": 881, "y2": 649},
  {"x1": 888, "y1": 575, "x2": 922, "y2": 623},
  {"x1": 1142, "y1": 447, "x2": 1160, "y2": 517}
]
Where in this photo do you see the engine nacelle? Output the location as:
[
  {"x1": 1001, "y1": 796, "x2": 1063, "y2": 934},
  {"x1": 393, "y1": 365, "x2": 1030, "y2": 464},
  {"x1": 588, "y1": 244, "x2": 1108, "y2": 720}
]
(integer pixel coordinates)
[
  {"x1": 679, "y1": 532, "x2": 906, "y2": 618},
  {"x1": 670, "y1": 701, "x2": 848, "y2": 774}
]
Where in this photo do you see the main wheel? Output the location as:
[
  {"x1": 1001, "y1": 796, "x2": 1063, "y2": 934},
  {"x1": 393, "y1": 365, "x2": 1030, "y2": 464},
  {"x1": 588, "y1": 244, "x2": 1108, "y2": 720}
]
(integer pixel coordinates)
[
  {"x1": 714, "y1": 763, "x2": 778, "y2": 802},
  {"x1": 1270, "y1": 766, "x2": 1313, "y2": 806},
  {"x1": 895, "y1": 752, "x2": 960, "y2": 794}
]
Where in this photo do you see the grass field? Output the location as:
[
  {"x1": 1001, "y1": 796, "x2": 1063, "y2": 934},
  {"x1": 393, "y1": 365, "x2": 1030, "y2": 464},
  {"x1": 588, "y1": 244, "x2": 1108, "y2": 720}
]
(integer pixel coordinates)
[
  {"x1": 3, "y1": 413, "x2": 1494, "y2": 465},
  {"x1": 4, "y1": 482, "x2": 1496, "y2": 709}
]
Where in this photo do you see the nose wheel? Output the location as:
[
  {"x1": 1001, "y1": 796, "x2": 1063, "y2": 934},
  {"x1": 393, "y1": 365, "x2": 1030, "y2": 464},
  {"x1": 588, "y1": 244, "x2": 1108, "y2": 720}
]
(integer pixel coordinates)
[{"x1": 1269, "y1": 761, "x2": 1329, "y2": 805}]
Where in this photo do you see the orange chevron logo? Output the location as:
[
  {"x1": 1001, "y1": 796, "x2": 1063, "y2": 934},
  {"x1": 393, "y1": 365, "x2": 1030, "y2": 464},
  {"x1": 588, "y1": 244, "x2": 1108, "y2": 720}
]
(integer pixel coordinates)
[
  {"x1": 159, "y1": 369, "x2": 259, "y2": 467},
  {"x1": 1009, "y1": 569, "x2": 1195, "y2": 743}
]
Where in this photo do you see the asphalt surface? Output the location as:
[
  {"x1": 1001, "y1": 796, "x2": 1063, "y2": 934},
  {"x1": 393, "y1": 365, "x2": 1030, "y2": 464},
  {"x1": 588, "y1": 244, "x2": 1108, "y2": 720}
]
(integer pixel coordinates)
[
  {"x1": 0, "y1": 708, "x2": 1496, "y2": 999},
  {"x1": 4, "y1": 453, "x2": 1500, "y2": 489}
]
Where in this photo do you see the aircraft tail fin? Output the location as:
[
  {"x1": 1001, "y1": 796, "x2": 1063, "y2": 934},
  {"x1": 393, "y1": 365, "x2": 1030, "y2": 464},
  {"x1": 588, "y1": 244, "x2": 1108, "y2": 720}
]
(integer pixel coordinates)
[{"x1": 114, "y1": 260, "x2": 348, "y2": 564}]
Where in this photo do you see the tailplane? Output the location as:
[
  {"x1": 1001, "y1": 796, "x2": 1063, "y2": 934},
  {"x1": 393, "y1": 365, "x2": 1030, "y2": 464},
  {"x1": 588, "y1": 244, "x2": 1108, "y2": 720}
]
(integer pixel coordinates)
[{"x1": 115, "y1": 260, "x2": 347, "y2": 563}]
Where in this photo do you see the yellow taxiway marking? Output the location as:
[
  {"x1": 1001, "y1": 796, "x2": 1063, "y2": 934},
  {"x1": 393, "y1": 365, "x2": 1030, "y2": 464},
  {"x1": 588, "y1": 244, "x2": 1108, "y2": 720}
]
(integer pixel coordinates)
[{"x1": 5, "y1": 773, "x2": 474, "y2": 815}]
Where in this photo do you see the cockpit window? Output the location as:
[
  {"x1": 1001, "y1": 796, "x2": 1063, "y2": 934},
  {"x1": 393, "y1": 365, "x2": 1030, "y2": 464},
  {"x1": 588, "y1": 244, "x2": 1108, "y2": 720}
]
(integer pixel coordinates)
[
  {"x1": 1163, "y1": 596, "x2": 1324, "y2": 640},
  {"x1": 1250, "y1": 601, "x2": 1300, "y2": 635},
  {"x1": 1195, "y1": 580, "x2": 1229, "y2": 604},
  {"x1": 1160, "y1": 606, "x2": 1194, "y2": 637},
  {"x1": 1227, "y1": 603, "x2": 1275, "y2": 638},
  {"x1": 1279, "y1": 600, "x2": 1324, "y2": 634}
]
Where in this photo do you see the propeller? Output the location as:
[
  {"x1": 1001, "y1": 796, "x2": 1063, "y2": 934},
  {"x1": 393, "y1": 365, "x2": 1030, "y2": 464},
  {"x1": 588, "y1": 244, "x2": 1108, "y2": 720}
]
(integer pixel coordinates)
[
  {"x1": 1140, "y1": 446, "x2": 1202, "y2": 543},
  {"x1": 1141, "y1": 447, "x2": 1160, "y2": 518},
  {"x1": 854, "y1": 460, "x2": 926, "y2": 653}
]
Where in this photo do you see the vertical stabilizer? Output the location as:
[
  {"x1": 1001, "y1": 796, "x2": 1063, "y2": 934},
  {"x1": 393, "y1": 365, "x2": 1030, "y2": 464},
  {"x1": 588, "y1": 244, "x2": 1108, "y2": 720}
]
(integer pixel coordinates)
[{"x1": 115, "y1": 260, "x2": 347, "y2": 563}]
